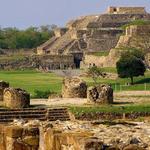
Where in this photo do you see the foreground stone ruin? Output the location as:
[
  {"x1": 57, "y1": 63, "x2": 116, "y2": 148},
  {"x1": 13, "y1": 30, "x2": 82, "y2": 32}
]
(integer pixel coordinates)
[
  {"x1": 87, "y1": 84, "x2": 113, "y2": 104},
  {"x1": 0, "y1": 120, "x2": 149, "y2": 150},
  {"x1": 3, "y1": 88, "x2": 30, "y2": 108},
  {"x1": 62, "y1": 77, "x2": 87, "y2": 98}
]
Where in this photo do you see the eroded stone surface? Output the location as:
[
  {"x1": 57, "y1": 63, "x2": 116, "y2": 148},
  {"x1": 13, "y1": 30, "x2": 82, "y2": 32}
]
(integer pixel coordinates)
[
  {"x1": 4, "y1": 88, "x2": 30, "y2": 108},
  {"x1": 62, "y1": 77, "x2": 87, "y2": 98},
  {"x1": 0, "y1": 81, "x2": 9, "y2": 101},
  {"x1": 0, "y1": 120, "x2": 150, "y2": 150},
  {"x1": 87, "y1": 84, "x2": 113, "y2": 104}
]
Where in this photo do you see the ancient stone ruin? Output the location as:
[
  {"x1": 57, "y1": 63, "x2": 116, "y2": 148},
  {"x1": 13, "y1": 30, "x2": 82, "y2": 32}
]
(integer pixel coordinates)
[
  {"x1": 0, "y1": 120, "x2": 149, "y2": 150},
  {"x1": 0, "y1": 125, "x2": 39, "y2": 150},
  {"x1": 87, "y1": 84, "x2": 113, "y2": 104},
  {"x1": 36, "y1": 6, "x2": 150, "y2": 69},
  {"x1": 4, "y1": 88, "x2": 30, "y2": 108},
  {"x1": 0, "y1": 81, "x2": 9, "y2": 101},
  {"x1": 62, "y1": 77, "x2": 87, "y2": 98},
  {"x1": 0, "y1": 7, "x2": 150, "y2": 70}
]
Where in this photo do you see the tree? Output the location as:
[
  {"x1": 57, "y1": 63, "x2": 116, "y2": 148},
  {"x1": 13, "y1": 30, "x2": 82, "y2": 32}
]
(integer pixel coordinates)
[
  {"x1": 87, "y1": 66, "x2": 106, "y2": 84},
  {"x1": 116, "y1": 50, "x2": 146, "y2": 85}
]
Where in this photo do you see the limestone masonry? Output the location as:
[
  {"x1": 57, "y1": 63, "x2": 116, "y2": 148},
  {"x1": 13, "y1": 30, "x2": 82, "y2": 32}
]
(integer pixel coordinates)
[{"x1": 37, "y1": 6, "x2": 150, "y2": 69}]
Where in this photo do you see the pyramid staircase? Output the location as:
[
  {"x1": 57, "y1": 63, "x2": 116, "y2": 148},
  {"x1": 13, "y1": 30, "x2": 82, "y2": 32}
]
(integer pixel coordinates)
[
  {"x1": 37, "y1": 37, "x2": 58, "y2": 51},
  {"x1": 46, "y1": 31, "x2": 75, "y2": 54},
  {"x1": 0, "y1": 107, "x2": 70, "y2": 123}
]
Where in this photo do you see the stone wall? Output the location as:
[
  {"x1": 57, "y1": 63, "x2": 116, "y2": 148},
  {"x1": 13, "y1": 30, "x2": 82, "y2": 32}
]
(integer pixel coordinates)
[
  {"x1": 107, "y1": 7, "x2": 146, "y2": 14},
  {"x1": 81, "y1": 55, "x2": 105, "y2": 68},
  {"x1": 0, "y1": 54, "x2": 75, "y2": 70},
  {"x1": 70, "y1": 29, "x2": 87, "y2": 39}
]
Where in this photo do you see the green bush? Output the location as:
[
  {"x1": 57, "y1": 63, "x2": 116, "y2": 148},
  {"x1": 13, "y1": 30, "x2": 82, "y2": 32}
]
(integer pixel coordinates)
[{"x1": 34, "y1": 90, "x2": 57, "y2": 98}]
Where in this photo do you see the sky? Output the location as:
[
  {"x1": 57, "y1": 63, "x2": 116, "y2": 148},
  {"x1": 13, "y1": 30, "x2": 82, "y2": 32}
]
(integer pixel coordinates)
[{"x1": 0, "y1": 0, "x2": 150, "y2": 29}]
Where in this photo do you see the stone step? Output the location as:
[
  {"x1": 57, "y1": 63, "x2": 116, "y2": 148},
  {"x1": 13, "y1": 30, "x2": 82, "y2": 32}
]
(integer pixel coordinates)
[
  {"x1": 0, "y1": 107, "x2": 71, "y2": 123},
  {"x1": 0, "y1": 114, "x2": 46, "y2": 119},
  {"x1": 0, "y1": 111, "x2": 46, "y2": 115}
]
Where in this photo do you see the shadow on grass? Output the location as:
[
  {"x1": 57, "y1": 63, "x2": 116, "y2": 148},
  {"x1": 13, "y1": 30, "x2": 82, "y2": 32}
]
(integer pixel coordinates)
[
  {"x1": 113, "y1": 101, "x2": 133, "y2": 105},
  {"x1": 134, "y1": 78, "x2": 150, "y2": 84}
]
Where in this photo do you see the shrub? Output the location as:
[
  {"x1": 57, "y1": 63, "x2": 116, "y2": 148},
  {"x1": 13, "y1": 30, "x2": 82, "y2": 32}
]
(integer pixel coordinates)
[{"x1": 34, "y1": 90, "x2": 58, "y2": 98}]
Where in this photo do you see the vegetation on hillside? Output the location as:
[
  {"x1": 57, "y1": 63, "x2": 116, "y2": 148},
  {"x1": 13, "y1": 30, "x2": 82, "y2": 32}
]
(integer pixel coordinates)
[
  {"x1": 90, "y1": 51, "x2": 109, "y2": 56},
  {"x1": 0, "y1": 25, "x2": 56, "y2": 50},
  {"x1": 121, "y1": 19, "x2": 150, "y2": 30}
]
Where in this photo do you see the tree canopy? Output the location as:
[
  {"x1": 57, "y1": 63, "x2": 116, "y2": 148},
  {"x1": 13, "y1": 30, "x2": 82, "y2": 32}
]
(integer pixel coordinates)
[
  {"x1": 0, "y1": 25, "x2": 56, "y2": 50},
  {"x1": 116, "y1": 49, "x2": 146, "y2": 84}
]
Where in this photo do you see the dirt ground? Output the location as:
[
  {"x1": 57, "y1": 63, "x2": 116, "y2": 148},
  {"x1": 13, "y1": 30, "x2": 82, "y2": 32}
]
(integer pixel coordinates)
[{"x1": 30, "y1": 91, "x2": 150, "y2": 107}]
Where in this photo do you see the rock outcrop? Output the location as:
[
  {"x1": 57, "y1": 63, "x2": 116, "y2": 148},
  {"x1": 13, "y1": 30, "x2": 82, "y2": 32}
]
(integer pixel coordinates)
[
  {"x1": 4, "y1": 88, "x2": 30, "y2": 108},
  {"x1": 87, "y1": 84, "x2": 113, "y2": 104},
  {"x1": 62, "y1": 77, "x2": 87, "y2": 98},
  {"x1": 0, "y1": 125, "x2": 39, "y2": 150},
  {"x1": 0, "y1": 120, "x2": 150, "y2": 150},
  {"x1": 0, "y1": 81, "x2": 9, "y2": 101}
]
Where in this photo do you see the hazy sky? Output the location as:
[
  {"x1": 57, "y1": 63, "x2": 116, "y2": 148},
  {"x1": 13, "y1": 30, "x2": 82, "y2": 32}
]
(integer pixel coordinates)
[{"x1": 0, "y1": 0, "x2": 150, "y2": 29}]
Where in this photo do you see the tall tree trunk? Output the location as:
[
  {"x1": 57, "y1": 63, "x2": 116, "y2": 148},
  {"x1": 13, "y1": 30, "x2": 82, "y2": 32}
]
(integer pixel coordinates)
[{"x1": 130, "y1": 76, "x2": 134, "y2": 85}]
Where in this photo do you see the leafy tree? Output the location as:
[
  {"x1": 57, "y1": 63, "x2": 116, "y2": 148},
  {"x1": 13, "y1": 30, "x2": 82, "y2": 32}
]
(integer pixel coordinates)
[
  {"x1": 88, "y1": 66, "x2": 106, "y2": 84},
  {"x1": 0, "y1": 25, "x2": 55, "y2": 50},
  {"x1": 116, "y1": 50, "x2": 146, "y2": 85}
]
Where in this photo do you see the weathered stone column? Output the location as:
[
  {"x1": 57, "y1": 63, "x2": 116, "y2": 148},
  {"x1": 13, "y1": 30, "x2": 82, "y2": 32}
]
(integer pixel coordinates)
[
  {"x1": 3, "y1": 88, "x2": 30, "y2": 108},
  {"x1": 87, "y1": 84, "x2": 113, "y2": 104},
  {"x1": 62, "y1": 77, "x2": 87, "y2": 98}
]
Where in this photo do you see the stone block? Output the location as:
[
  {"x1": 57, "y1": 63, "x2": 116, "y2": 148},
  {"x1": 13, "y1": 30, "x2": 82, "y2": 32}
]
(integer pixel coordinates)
[
  {"x1": 87, "y1": 84, "x2": 113, "y2": 104},
  {"x1": 4, "y1": 88, "x2": 30, "y2": 108},
  {"x1": 62, "y1": 77, "x2": 87, "y2": 98}
]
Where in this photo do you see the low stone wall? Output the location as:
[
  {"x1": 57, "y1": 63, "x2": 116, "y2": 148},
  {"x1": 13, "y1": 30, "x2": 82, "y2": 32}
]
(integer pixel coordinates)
[
  {"x1": 0, "y1": 54, "x2": 75, "y2": 70},
  {"x1": 81, "y1": 54, "x2": 106, "y2": 68},
  {"x1": 107, "y1": 7, "x2": 146, "y2": 14}
]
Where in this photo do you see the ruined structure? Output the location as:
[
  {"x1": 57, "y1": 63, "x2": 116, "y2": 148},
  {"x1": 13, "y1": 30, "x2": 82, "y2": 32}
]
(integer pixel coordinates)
[
  {"x1": 62, "y1": 77, "x2": 87, "y2": 98},
  {"x1": 87, "y1": 84, "x2": 113, "y2": 104},
  {"x1": 82, "y1": 24, "x2": 150, "y2": 68},
  {"x1": 4, "y1": 88, "x2": 30, "y2": 108},
  {"x1": 0, "y1": 81, "x2": 9, "y2": 101},
  {"x1": 0, "y1": 120, "x2": 149, "y2": 150},
  {"x1": 37, "y1": 7, "x2": 150, "y2": 68}
]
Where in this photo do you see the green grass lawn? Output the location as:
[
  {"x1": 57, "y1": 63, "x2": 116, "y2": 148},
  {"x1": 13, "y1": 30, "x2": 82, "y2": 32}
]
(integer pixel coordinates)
[
  {"x1": 0, "y1": 69, "x2": 149, "y2": 98},
  {"x1": 0, "y1": 70, "x2": 62, "y2": 97},
  {"x1": 89, "y1": 51, "x2": 109, "y2": 57},
  {"x1": 69, "y1": 104, "x2": 150, "y2": 116}
]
